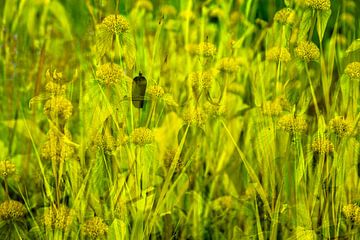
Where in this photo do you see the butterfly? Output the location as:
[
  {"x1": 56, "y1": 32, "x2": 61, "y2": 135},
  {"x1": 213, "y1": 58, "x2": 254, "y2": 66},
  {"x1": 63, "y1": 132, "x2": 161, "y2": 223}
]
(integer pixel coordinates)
[{"x1": 132, "y1": 72, "x2": 147, "y2": 108}]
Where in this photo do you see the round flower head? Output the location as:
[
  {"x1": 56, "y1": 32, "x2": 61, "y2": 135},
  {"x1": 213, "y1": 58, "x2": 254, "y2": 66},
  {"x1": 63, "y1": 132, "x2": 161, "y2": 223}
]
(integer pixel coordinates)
[
  {"x1": 204, "y1": 102, "x2": 226, "y2": 119},
  {"x1": 189, "y1": 70, "x2": 216, "y2": 92},
  {"x1": 0, "y1": 160, "x2": 16, "y2": 178},
  {"x1": 160, "y1": 5, "x2": 177, "y2": 17},
  {"x1": 305, "y1": 0, "x2": 331, "y2": 10},
  {"x1": 344, "y1": 62, "x2": 360, "y2": 80},
  {"x1": 278, "y1": 114, "x2": 307, "y2": 134},
  {"x1": 329, "y1": 116, "x2": 352, "y2": 137},
  {"x1": 183, "y1": 108, "x2": 208, "y2": 126},
  {"x1": 343, "y1": 203, "x2": 359, "y2": 221},
  {"x1": 197, "y1": 42, "x2": 217, "y2": 57},
  {"x1": 131, "y1": 127, "x2": 154, "y2": 146},
  {"x1": 96, "y1": 63, "x2": 123, "y2": 86},
  {"x1": 311, "y1": 136, "x2": 334, "y2": 154},
  {"x1": 44, "y1": 96, "x2": 73, "y2": 121},
  {"x1": 44, "y1": 205, "x2": 74, "y2": 231},
  {"x1": 295, "y1": 41, "x2": 320, "y2": 62},
  {"x1": 135, "y1": 0, "x2": 153, "y2": 11},
  {"x1": 100, "y1": 15, "x2": 130, "y2": 34},
  {"x1": 0, "y1": 200, "x2": 27, "y2": 221},
  {"x1": 217, "y1": 57, "x2": 240, "y2": 73},
  {"x1": 266, "y1": 47, "x2": 291, "y2": 62},
  {"x1": 163, "y1": 148, "x2": 183, "y2": 173},
  {"x1": 273, "y1": 8, "x2": 296, "y2": 25},
  {"x1": 82, "y1": 217, "x2": 108, "y2": 239},
  {"x1": 45, "y1": 81, "x2": 66, "y2": 95},
  {"x1": 93, "y1": 129, "x2": 119, "y2": 153},
  {"x1": 262, "y1": 100, "x2": 282, "y2": 116},
  {"x1": 147, "y1": 85, "x2": 165, "y2": 98},
  {"x1": 41, "y1": 128, "x2": 75, "y2": 163}
]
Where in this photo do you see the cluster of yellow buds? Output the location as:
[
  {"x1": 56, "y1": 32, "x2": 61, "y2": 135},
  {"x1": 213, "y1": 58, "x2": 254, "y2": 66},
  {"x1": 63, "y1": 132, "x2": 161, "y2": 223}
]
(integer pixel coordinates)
[
  {"x1": 96, "y1": 63, "x2": 124, "y2": 86},
  {"x1": 182, "y1": 107, "x2": 208, "y2": 126},
  {"x1": 0, "y1": 160, "x2": 16, "y2": 178},
  {"x1": 98, "y1": 15, "x2": 130, "y2": 35},
  {"x1": 131, "y1": 127, "x2": 154, "y2": 146},
  {"x1": 311, "y1": 136, "x2": 334, "y2": 154},
  {"x1": 0, "y1": 200, "x2": 27, "y2": 221},
  {"x1": 266, "y1": 47, "x2": 291, "y2": 62},
  {"x1": 295, "y1": 41, "x2": 320, "y2": 62},
  {"x1": 273, "y1": 8, "x2": 296, "y2": 25},
  {"x1": 196, "y1": 42, "x2": 217, "y2": 57},
  {"x1": 147, "y1": 85, "x2": 165, "y2": 98},
  {"x1": 277, "y1": 114, "x2": 308, "y2": 134},
  {"x1": 43, "y1": 205, "x2": 75, "y2": 231},
  {"x1": 44, "y1": 96, "x2": 73, "y2": 121},
  {"x1": 217, "y1": 57, "x2": 240, "y2": 73},
  {"x1": 304, "y1": 0, "x2": 331, "y2": 11},
  {"x1": 262, "y1": 100, "x2": 283, "y2": 116},
  {"x1": 329, "y1": 116, "x2": 353, "y2": 137},
  {"x1": 343, "y1": 203, "x2": 360, "y2": 224},
  {"x1": 41, "y1": 128, "x2": 75, "y2": 163},
  {"x1": 344, "y1": 62, "x2": 360, "y2": 80}
]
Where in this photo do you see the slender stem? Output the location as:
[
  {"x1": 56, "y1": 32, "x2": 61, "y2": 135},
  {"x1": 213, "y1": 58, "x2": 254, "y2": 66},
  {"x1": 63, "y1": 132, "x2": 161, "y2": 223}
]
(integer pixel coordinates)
[{"x1": 305, "y1": 63, "x2": 320, "y2": 117}]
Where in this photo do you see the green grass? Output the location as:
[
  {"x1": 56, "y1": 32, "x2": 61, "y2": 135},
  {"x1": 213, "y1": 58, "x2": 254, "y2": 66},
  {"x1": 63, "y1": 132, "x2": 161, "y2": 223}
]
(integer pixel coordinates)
[{"x1": 0, "y1": 0, "x2": 360, "y2": 239}]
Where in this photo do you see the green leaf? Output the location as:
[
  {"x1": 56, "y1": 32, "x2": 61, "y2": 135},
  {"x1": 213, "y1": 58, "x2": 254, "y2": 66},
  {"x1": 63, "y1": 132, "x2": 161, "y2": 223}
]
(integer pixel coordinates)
[
  {"x1": 48, "y1": 0, "x2": 73, "y2": 41},
  {"x1": 298, "y1": 9, "x2": 313, "y2": 41},
  {"x1": 316, "y1": 9, "x2": 331, "y2": 42},
  {"x1": 346, "y1": 39, "x2": 360, "y2": 54}
]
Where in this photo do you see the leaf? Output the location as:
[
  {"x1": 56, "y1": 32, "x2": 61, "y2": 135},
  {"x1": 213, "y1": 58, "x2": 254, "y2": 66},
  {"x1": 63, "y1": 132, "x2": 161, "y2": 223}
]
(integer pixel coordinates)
[
  {"x1": 49, "y1": 0, "x2": 73, "y2": 41},
  {"x1": 346, "y1": 39, "x2": 360, "y2": 54},
  {"x1": 316, "y1": 9, "x2": 331, "y2": 42},
  {"x1": 96, "y1": 24, "x2": 113, "y2": 58},
  {"x1": 119, "y1": 33, "x2": 136, "y2": 69},
  {"x1": 108, "y1": 219, "x2": 127, "y2": 240},
  {"x1": 298, "y1": 9, "x2": 313, "y2": 41}
]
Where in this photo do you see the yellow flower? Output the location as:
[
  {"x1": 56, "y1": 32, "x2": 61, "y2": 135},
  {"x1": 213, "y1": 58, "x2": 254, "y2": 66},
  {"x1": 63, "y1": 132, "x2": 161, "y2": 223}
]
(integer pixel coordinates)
[
  {"x1": 217, "y1": 57, "x2": 239, "y2": 73},
  {"x1": 189, "y1": 70, "x2": 217, "y2": 92},
  {"x1": 147, "y1": 85, "x2": 165, "y2": 98},
  {"x1": 295, "y1": 41, "x2": 320, "y2": 62},
  {"x1": 44, "y1": 205, "x2": 74, "y2": 231},
  {"x1": 278, "y1": 114, "x2": 307, "y2": 134},
  {"x1": 45, "y1": 81, "x2": 66, "y2": 95},
  {"x1": 96, "y1": 63, "x2": 124, "y2": 86},
  {"x1": 274, "y1": 8, "x2": 296, "y2": 25},
  {"x1": 183, "y1": 108, "x2": 208, "y2": 126},
  {"x1": 343, "y1": 203, "x2": 358, "y2": 220},
  {"x1": 311, "y1": 136, "x2": 334, "y2": 154},
  {"x1": 131, "y1": 127, "x2": 154, "y2": 146},
  {"x1": 305, "y1": 0, "x2": 331, "y2": 11},
  {"x1": 262, "y1": 100, "x2": 282, "y2": 116},
  {"x1": 0, "y1": 200, "x2": 26, "y2": 221},
  {"x1": 100, "y1": 15, "x2": 130, "y2": 35},
  {"x1": 329, "y1": 116, "x2": 352, "y2": 137},
  {"x1": 160, "y1": 5, "x2": 177, "y2": 17},
  {"x1": 204, "y1": 102, "x2": 226, "y2": 118},
  {"x1": 82, "y1": 217, "x2": 108, "y2": 239},
  {"x1": 44, "y1": 96, "x2": 73, "y2": 121},
  {"x1": 0, "y1": 160, "x2": 16, "y2": 178},
  {"x1": 266, "y1": 47, "x2": 291, "y2": 62},
  {"x1": 344, "y1": 62, "x2": 360, "y2": 80},
  {"x1": 197, "y1": 42, "x2": 217, "y2": 57}
]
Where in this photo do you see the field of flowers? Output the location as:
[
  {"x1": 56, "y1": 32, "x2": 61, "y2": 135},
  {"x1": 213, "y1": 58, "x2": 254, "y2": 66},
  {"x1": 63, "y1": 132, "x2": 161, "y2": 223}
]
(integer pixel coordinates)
[{"x1": 0, "y1": 0, "x2": 360, "y2": 239}]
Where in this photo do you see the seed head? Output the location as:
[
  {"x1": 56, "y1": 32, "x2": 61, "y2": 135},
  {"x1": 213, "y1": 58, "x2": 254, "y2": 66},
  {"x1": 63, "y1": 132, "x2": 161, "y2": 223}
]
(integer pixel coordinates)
[
  {"x1": 343, "y1": 203, "x2": 358, "y2": 220},
  {"x1": 183, "y1": 108, "x2": 208, "y2": 126},
  {"x1": 278, "y1": 114, "x2": 307, "y2": 134},
  {"x1": 163, "y1": 148, "x2": 183, "y2": 173},
  {"x1": 197, "y1": 42, "x2": 217, "y2": 57},
  {"x1": 305, "y1": 0, "x2": 331, "y2": 10},
  {"x1": 82, "y1": 217, "x2": 108, "y2": 239},
  {"x1": 262, "y1": 100, "x2": 282, "y2": 116},
  {"x1": 147, "y1": 85, "x2": 165, "y2": 98},
  {"x1": 329, "y1": 116, "x2": 352, "y2": 137},
  {"x1": 0, "y1": 200, "x2": 27, "y2": 221},
  {"x1": 189, "y1": 70, "x2": 216, "y2": 91},
  {"x1": 44, "y1": 96, "x2": 73, "y2": 121},
  {"x1": 311, "y1": 136, "x2": 334, "y2": 154},
  {"x1": 204, "y1": 102, "x2": 226, "y2": 119},
  {"x1": 100, "y1": 15, "x2": 130, "y2": 34},
  {"x1": 217, "y1": 57, "x2": 239, "y2": 73},
  {"x1": 44, "y1": 205, "x2": 74, "y2": 231},
  {"x1": 273, "y1": 8, "x2": 296, "y2": 25},
  {"x1": 45, "y1": 81, "x2": 66, "y2": 95},
  {"x1": 131, "y1": 127, "x2": 154, "y2": 146},
  {"x1": 295, "y1": 41, "x2": 320, "y2": 62},
  {"x1": 0, "y1": 160, "x2": 16, "y2": 178},
  {"x1": 41, "y1": 128, "x2": 75, "y2": 163},
  {"x1": 96, "y1": 63, "x2": 123, "y2": 86},
  {"x1": 266, "y1": 47, "x2": 291, "y2": 62},
  {"x1": 344, "y1": 62, "x2": 360, "y2": 80}
]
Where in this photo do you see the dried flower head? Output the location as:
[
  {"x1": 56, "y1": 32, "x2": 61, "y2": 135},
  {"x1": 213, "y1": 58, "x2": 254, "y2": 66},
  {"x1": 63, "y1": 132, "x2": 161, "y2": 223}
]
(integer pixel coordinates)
[
  {"x1": 45, "y1": 81, "x2": 66, "y2": 95},
  {"x1": 266, "y1": 47, "x2": 291, "y2": 62},
  {"x1": 96, "y1": 63, "x2": 123, "y2": 86},
  {"x1": 82, "y1": 217, "x2": 108, "y2": 239},
  {"x1": 278, "y1": 114, "x2": 307, "y2": 134},
  {"x1": 44, "y1": 96, "x2": 73, "y2": 121},
  {"x1": 41, "y1": 128, "x2": 75, "y2": 163},
  {"x1": 217, "y1": 57, "x2": 240, "y2": 73},
  {"x1": 0, "y1": 160, "x2": 16, "y2": 178},
  {"x1": 43, "y1": 205, "x2": 74, "y2": 231},
  {"x1": 262, "y1": 100, "x2": 282, "y2": 116},
  {"x1": 160, "y1": 5, "x2": 177, "y2": 17},
  {"x1": 0, "y1": 200, "x2": 27, "y2": 221},
  {"x1": 147, "y1": 85, "x2": 165, "y2": 98},
  {"x1": 131, "y1": 127, "x2": 154, "y2": 146},
  {"x1": 305, "y1": 0, "x2": 331, "y2": 10},
  {"x1": 311, "y1": 136, "x2": 334, "y2": 154},
  {"x1": 100, "y1": 15, "x2": 130, "y2": 35},
  {"x1": 344, "y1": 62, "x2": 360, "y2": 80},
  {"x1": 183, "y1": 108, "x2": 208, "y2": 126},
  {"x1": 197, "y1": 42, "x2": 217, "y2": 57},
  {"x1": 274, "y1": 8, "x2": 296, "y2": 25},
  {"x1": 295, "y1": 41, "x2": 320, "y2": 62},
  {"x1": 329, "y1": 116, "x2": 352, "y2": 137}
]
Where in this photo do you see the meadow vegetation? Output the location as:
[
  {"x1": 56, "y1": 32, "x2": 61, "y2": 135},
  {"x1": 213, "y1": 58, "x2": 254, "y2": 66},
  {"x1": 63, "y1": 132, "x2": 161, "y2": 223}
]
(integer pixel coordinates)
[{"x1": 0, "y1": 0, "x2": 360, "y2": 239}]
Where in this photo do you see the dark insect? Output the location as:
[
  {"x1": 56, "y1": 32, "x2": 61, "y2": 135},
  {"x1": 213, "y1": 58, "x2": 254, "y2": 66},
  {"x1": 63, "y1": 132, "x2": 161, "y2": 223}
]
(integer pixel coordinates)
[{"x1": 132, "y1": 72, "x2": 147, "y2": 108}]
